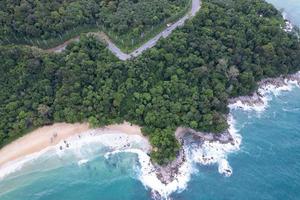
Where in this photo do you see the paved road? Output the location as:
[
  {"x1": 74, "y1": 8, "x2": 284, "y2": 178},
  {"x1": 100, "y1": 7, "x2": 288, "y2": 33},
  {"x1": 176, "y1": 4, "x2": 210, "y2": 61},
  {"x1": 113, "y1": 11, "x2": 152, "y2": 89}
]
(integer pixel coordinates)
[{"x1": 50, "y1": 0, "x2": 201, "y2": 60}]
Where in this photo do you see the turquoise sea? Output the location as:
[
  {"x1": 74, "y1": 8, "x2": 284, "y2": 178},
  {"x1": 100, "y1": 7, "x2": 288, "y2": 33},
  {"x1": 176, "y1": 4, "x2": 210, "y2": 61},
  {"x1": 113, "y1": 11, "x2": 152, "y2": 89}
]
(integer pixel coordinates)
[
  {"x1": 1, "y1": 1, "x2": 300, "y2": 200},
  {"x1": 174, "y1": 86, "x2": 300, "y2": 200},
  {"x1": 266, "y1": 0, "x2": 300, "y2": 26}
]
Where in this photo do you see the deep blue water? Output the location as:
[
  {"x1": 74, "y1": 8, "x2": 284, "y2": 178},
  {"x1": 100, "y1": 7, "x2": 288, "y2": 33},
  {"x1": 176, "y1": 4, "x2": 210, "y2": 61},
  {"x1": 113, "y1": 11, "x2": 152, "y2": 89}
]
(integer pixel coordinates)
[
  {"x1": 0, "y1": 1, "x2": 300, "y2": 200},
  {"x1": 1, "y1": 84, "x2": 299, "y2": 200},
  {"x1": 174, "y1": 87, "x2": 300, "y2": 200}
]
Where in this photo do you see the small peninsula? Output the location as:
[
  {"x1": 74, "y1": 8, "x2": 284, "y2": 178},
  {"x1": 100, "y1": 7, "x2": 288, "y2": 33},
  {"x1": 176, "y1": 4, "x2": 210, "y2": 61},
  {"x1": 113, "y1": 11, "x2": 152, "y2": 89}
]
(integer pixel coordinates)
[{"x1": 0, "y1": 0, "x2": 300, "y2": 167}]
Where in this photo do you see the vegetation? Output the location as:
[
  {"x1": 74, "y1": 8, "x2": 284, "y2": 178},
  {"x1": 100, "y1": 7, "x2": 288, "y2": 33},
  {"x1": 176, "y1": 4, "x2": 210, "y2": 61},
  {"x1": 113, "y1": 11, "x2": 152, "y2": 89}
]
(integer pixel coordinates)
[
  {"x1": 0, "y1": 0, "x2": 189, "y2": 49},
  {"x1": 0, "y1": 0, "x2": 300, "y2": 164}
]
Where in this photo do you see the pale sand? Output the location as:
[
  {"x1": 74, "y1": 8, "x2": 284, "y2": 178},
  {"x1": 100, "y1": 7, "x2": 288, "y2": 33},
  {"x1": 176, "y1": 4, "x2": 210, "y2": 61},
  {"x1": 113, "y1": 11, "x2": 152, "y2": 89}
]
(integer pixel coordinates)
[
  {"x1": 0, "y1": 121, "x2": 144, "y2": 167},
  {"x1": 105, "y1": 122, "x2": 143, "y2": 136}
]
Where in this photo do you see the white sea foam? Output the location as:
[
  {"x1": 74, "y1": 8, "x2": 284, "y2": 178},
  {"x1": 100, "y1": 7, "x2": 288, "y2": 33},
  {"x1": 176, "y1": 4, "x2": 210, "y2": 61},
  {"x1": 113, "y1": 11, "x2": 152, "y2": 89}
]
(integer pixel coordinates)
[
  {"x1": 0, "y1": 119, "x2": 242, "y2": 200},
  {"x1": 73, "y1": 73, "x2": 300, "y2": 198},
  {"x1": 259, "y1": 81, "x2": 294, "y2": 97},
  {"x1": 0, "y1": 130, "x2": 150, "y2": 181},
  {"x1": 105, "y1": 148, "x2": 194, "y2": 199},
  {"x1": 56, "y1": 130, "x2": 151, "y2": 156},
  {"x1": 105, "y1": 116, "x2": 241, "y2": 199},
  {"x1": 8, "y1": 72, "x2": 300, "y2": 198},
  {"x1": 282, "y1": 12, "x2": 294, "y2": 33},
  {"x1": 229, "y1": 72, "x2": 300, "y2": 113},
  {"x1": 187, "y1": 116, "x2": 241, "y2": 177},
  {"x1": 0, "y1": 146, "x2": 54, "y2": 180},
  {"x1": 228, "y1": 96, "x2": 268, "y2": 112},
  {"x1": 282, "y1": 107, "x2": 300, "y2": 112},
  {"x1": 77, "y1": 159, "x2": 89, "y2": 166}
]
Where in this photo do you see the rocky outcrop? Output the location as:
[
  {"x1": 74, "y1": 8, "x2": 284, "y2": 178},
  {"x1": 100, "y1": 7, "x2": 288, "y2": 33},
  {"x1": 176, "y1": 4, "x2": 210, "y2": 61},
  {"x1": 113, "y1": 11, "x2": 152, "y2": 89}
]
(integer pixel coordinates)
[
  {"x1": 229, "y1": 72, "x2": 300, "y2": 108},
  {"x1": 154, "y1": 126, "x2": 234, "y2": 185}
]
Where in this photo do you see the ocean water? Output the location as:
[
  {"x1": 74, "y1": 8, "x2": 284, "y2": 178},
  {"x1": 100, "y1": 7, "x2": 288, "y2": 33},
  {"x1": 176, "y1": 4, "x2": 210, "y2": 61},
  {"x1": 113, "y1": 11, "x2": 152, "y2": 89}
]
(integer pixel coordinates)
[
  {"x1": 0, "y1": 134, "x2": 152, "y2": 200},
  {"x1": 1, "y1": 81, "x2": 299, "y2": 200},
  {"x1": 174, "y1": 86, "x2": 300, "y2": 200},
  {"x1": 0, "y1": 154, "x2": 149, "y2": 200},
  {"x1": 1, "y1": 1, "x2": 300, "y2": 200},
  {"x1": 266, "y1": 0, "x2": 300, "y2": 26}
]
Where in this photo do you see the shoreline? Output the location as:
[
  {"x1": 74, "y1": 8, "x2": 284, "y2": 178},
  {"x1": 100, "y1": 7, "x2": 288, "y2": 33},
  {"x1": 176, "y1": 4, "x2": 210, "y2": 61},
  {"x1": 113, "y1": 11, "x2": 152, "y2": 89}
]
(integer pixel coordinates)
[
  {"x1": 0, "y1": 117, "x2": 240, "y2": 199},
  {"x1": 1, "y1": 72, "x2": 300, "y2": 198},
  {"x1": 282, "y1": 11, "x2": 294, "y2": 32},
  {"x1": 0, "y1": 120, "x2": 240, "y2": 199},
  {"x1": 149, "y1": 71, "x2": 300, "y2": 197},
  {"x1": 0, "y1": 121, "x2": 146, "y2": 168},
  {"x1": 229, "y1": 72, "x2": 300, "y2": 111}
]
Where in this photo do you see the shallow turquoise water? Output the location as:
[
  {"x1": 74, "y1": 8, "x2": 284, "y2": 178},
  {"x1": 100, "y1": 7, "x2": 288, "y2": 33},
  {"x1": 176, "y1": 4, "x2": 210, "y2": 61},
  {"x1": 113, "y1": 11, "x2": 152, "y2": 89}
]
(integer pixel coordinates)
[
  {"x1": 174, "y1": 87, "x2": 300, "y2": 200},
  {"x1": 1, "y1": 85, "x2": 299, "y2": 200},
  {"x1": 0, "y1": 153, "x2": 150, "y2": 200},
  {"x1": 1, "y1": 1, "x2": 300, "y2": 199}
]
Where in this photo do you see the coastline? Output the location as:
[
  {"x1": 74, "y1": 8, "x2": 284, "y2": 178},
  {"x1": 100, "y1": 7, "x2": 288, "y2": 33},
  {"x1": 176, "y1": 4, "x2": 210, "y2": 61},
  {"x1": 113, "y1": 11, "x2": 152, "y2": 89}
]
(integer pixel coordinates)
[
  {"x1": 1, "y1": 72, "x2": 300, "y2": 198},
  {"x1": 229, "y1": 72, "x2": 300, "y2": 112},
  {"x1": 0, "y1": 121, "x2": 146, "y2": 168},
  {"x1": 282, "y1": 11, "x2": 294, "y2": 32},
  {"x1": 0, "y1": 119, "x2": 240, "y2": 199},
  {"x1": 149, "y1": 70, "x2": 300, "y2": 198},
  {"x1": 0, "y1": 0, "x2": 299, "y2": 199}
]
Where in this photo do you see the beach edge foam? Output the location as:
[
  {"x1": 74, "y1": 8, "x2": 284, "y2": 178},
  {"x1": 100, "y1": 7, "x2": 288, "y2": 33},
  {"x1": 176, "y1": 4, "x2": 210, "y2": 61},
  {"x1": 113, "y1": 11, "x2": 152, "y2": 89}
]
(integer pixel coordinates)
[{"x1": 1, "y1": 71, "x2": 300, "y2": 199}]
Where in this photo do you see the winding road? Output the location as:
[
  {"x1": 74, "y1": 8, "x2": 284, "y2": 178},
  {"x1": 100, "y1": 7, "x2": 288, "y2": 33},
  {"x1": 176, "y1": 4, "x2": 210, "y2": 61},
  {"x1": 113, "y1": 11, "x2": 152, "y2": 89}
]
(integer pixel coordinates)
[{"x1": 48, "y1": 0, "x2": 201, "y2": 60}]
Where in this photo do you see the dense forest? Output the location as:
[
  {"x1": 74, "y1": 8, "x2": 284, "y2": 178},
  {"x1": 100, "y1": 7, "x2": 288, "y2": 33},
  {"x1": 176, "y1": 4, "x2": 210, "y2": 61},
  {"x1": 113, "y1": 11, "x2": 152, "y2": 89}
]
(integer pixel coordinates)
[
  {"x1": 0, "y1": 0, "x2": 189, "y2": 48},
  {"x1": 0, "y1": 0, "x2": 300, "y2": 164}
]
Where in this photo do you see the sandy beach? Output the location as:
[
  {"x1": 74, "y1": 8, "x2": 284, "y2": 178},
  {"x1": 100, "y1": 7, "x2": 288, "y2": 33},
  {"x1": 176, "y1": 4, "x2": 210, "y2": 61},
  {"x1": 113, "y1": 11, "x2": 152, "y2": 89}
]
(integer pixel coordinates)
[{"x1": 0, "y1": 122, "x2": 145, "y2": 167}]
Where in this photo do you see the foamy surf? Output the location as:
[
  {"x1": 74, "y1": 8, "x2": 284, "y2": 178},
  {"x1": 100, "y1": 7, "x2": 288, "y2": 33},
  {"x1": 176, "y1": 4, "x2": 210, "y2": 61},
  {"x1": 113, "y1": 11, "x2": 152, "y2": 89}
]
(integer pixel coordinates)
[
  {"x1": 0, "y1": 111, "x2": 246, "y2": 199},
  {"x1": 78, "y1": 159, "x2": 89, "y2": 166},
  {"x1": 0, "y1": 119, "x2": 243, "y2": 200},
  {"x1": 0, "y1": 105, "x2": 245, "y2": 199},
  {"x1": 229, "y1": 72, "x2": 300, "y2": 112},
  {"x1": 282, "y1": 11, "x2": 294, "y2": 32},
  {"x1": 105, "y1": 148, "x2": 195, "y2": 199},
  {"x1": 0, "y1": 130, "x2": 150, "y2": 181},
  {"x1": 228, "y1": 94, "x2": 268, "y2": 113},
  {"x1": 88, "y1": 75, "x2": 299, "y2": 200},
  {"x1": 184, "y1": 116, "x2": 241, "y2": 177},
  {"x1": 104, "y1": 116, "x2": 242, "y2": 199},
  {"x1": 0, "y1": 146, "x2": 54, "y2": 180},
  {"x1": 1, "y1": 119, "x2": 240, "y2": 199}
]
